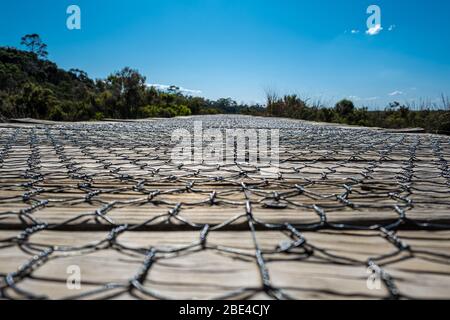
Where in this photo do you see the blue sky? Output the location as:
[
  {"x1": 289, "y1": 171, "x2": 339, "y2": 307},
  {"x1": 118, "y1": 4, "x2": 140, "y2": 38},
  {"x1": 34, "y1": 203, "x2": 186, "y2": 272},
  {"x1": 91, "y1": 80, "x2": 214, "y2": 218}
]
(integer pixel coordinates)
[{"x1": 1, "y1": 0, "x2": 449, "y2": 107}]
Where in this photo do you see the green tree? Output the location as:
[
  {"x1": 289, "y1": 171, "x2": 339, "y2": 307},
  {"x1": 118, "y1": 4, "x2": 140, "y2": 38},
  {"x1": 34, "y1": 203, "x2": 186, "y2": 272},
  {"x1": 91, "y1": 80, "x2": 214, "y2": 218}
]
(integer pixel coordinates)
[
  {"x1": 106, "y1": 67, "x2": 146, "y2": 118},
  {"x1": 20, "y1": 34, "x2": 48, "y2": 59},
  {"x1": 334, "y1": 99, "x2": 355, "y2": 117},
  {"x1": 16, "y1": 83, "x2": 58, "y2": 118}
]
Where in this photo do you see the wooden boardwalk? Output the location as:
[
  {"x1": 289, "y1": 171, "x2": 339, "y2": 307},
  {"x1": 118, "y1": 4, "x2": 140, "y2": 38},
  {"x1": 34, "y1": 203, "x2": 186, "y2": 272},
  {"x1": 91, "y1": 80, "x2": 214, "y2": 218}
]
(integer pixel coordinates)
[{"x1": 0, "y1": 115, "x2": 449, "y2": 299}]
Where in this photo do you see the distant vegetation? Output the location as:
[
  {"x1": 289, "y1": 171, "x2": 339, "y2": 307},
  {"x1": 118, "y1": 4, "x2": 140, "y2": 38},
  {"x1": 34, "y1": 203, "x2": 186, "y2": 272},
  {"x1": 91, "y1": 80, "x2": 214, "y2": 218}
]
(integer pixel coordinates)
[
  {"x1": 263, "y1": 93, "x2": 450, "y2": 134},
  {"x1": 1, "y1": 34, "x2": 449, "y2": 134},
  {"x1": 0, "y1": 35, "x2": 261, "y2": 122}
]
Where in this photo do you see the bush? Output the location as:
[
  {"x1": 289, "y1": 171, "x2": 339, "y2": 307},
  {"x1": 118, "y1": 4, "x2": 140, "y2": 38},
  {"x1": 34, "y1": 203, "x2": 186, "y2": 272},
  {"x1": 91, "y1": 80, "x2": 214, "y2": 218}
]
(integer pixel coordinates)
[
  {"x1": 137, "y1": 104, "x2": 191, "y2": 118},
  {"x1": 94, "y1": 112, "x2": 104, "y2": 121},
  {"x1": 334, "y1": 99, "x2": 355, "y2": 117},
  {"x1": 138, "y1": 105, "x2": 162, "y2": 117},
  {"x1": 48, "y1": 105, "x2": 65, "y2": 121},
  {"x1": 437, "y1": 112, "x2": 450, "y2": 133},
  {"x1": 16, "y1": 83, "x2": 59, "y2": 118},
  {"x1": 177, "y1": 105, "x2": 192, "y2": 116}
]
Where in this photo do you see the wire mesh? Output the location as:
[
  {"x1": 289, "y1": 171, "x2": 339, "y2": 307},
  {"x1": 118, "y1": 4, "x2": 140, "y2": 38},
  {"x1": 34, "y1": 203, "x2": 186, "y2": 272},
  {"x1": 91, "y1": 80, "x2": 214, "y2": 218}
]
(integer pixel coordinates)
[{"x1": 0, "y1": 115, "x2": 449, "y2": 299}]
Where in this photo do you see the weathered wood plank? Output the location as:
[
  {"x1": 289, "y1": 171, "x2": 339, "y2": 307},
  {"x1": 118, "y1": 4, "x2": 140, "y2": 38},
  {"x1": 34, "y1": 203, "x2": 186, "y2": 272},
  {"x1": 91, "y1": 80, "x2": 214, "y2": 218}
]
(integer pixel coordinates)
[
  {"x1": 1, "y1": 230, "x2": 449, "y2": 299},
  {"x1": 1, "y1": 116, "x2": 449, "y2": 300}
]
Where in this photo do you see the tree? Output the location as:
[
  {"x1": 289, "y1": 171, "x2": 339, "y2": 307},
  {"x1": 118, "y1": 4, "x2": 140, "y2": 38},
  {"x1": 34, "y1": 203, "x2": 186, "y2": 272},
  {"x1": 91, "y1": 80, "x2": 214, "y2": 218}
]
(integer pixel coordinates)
[
  {"x1": 106, "y1": 67, "x2": 146, "y2": 118},
  {"x1": 188, "y1": 96, "x2": 208, "y2": 114},
  {"x1": 168, "y1": 85, "x2": 180, "y2": 94},
  {"x1": 16, "y1": 83, "x2": 58, "y2": 118},
  {"x1": 69, "y1": 68, "x2": 89, "y2": 82},
  {"x1": 335, "y1": 99, "x2": 355, "y2": 117},
  {"x1": 385, "y1": 101, "x2": 401, "y2": 113},
  {"x1": 20, "y1": 34, "x2": 48, "y2": 59},
  {"x1": 215, "y1": 98, "x2": 238, "y2": 113}
]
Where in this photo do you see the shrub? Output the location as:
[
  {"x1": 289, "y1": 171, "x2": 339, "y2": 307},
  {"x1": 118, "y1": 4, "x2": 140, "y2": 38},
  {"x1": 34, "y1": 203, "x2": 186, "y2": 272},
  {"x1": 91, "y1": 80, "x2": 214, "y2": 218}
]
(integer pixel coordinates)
[
  {"x1": 48, "y1": 105, "x2": 65, "y2": 121},
  {"x1": 94, "y1": 112, "x2": 104, "y2": 121},
  {"x1": 334, "y1": 99, "x2": 355, "y2": 117}
]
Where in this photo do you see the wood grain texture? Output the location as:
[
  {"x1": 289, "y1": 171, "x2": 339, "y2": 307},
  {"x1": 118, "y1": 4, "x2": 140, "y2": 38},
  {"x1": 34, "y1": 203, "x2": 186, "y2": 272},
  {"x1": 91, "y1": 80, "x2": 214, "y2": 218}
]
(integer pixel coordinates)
[{"x1": 1, "y1": 116, "x2": 449, "y2": 299}]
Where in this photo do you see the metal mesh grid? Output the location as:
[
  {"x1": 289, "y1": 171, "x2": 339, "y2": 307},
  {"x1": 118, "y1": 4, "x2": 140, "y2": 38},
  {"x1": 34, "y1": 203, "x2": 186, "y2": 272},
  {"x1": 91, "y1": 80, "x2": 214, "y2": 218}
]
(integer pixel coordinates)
[{"x1": 0, "y1": 115, "x2": 449, "y2": 299}]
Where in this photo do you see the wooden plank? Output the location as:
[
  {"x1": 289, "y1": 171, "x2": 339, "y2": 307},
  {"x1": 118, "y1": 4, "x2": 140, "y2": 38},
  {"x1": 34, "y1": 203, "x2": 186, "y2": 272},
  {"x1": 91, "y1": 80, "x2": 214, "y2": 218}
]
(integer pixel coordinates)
[
  {"x1": 1, "y1": 116, "x2": 449, "y2": 300},
  {"x1": 1, "y1": 230, "x2": 449, "y2": 299}
]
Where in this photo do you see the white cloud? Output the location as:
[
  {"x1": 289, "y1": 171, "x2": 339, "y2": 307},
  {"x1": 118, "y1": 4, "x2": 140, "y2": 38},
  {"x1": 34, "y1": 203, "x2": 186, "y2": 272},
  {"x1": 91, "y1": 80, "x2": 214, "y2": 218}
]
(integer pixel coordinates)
[
  {"x1": 388, "y1": 24, "x2": 396, "y2": 31},
  {"x1": 147, "y1": 83, "x2": 202, "y2": 95},
  {"x1": 364, "y1": 97, "x2": 379, "y2": 101},
  {"x1": 351, "y1": 29, "x2": 359, "y2": 34},
  {"x1": 366, "y1": 24, "x2": 383, "y2": 36},
  {"x1": 389, "y1": 91, "x2": 404, "y2": 96}
]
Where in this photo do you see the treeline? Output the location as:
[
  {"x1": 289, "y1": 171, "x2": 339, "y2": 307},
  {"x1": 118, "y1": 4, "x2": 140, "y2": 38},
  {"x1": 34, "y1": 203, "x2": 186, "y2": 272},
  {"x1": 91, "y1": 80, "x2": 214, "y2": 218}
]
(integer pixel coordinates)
[
  {"x1": 262, "y1": 93, "x2": 450, "y2": 134},
  {"x1": 0, "y1": 35, "x2": 262, "y2": 121},
  {"x1": 1, "y1": 34, "x2": 449, "y2": 134}
]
